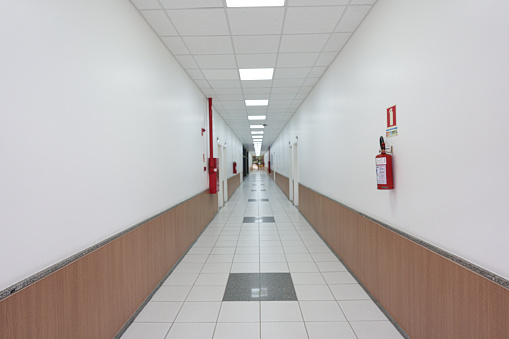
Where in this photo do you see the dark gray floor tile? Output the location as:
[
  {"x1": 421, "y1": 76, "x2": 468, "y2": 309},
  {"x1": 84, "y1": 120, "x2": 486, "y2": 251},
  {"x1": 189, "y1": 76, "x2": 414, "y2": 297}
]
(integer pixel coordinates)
[
  {"x1": 243, "y1": 217, "x2": 257, "y2": 223},
  {"x1": 261, "y1": 199, "x2": 269, "y2": 202},
  {"x1": 223, "y1": 273, "x2": 297, "y2": 301},
  {"x1": 258, "y1": 217, "x2": 275, "y2": 223},
  {"x1": 248, "y1": 199, "x2": 257, "y2": 202},
  {"x1": 223, "y1": 273, "x2": 260, "y2": 301},
  {"x1": 260, "y1": 273, "x2": 297, "y2": 301}
]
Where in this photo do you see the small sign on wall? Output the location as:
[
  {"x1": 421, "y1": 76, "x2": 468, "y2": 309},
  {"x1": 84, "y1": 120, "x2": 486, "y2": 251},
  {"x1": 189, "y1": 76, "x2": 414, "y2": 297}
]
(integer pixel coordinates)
[{"x1": 386, "y1": 105, "x2": 398, "y2": 138}]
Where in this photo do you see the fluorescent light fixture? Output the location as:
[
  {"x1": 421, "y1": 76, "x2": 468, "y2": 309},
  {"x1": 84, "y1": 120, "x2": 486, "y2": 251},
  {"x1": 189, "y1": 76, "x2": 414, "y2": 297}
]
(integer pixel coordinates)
[
  {"x1": 251, "y1": 131, "x2": 264, "y2": 134},
  {"x1": 227, "y1": 0, "x2": 285, "y2": 7},
  {"x1": 246, "y1": 100, "x2": 268, "y2": 106},
  {"x1": 248, "y1": 115, "x2": 266, "y2": 120},
  {"x1": 239, "y1": 68, "x2": 274, "y2": 81},
  {"x1": 252, "y1": 136, "x2": 263, "y2": 139},
  {"x1": 250, "y1": 125, "x2": 264, "y2": 129}
]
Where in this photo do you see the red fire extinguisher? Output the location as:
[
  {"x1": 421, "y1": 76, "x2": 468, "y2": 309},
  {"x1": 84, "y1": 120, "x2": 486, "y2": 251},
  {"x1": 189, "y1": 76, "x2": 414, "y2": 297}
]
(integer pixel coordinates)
[{"x1": 376, "y1": 136, "x2": 394, "y2": 190}]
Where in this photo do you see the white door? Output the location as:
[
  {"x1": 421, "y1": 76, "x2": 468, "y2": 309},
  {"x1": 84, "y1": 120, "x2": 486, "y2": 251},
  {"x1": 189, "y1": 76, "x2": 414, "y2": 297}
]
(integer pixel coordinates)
[{"x1": 289, "y1": 145, "x2": 294, "y2": 202}]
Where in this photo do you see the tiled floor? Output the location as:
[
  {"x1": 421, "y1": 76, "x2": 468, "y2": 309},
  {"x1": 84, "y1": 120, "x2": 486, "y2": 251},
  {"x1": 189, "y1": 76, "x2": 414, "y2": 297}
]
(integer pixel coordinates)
[{"x1": 120, "y1": 171, "x2": 405, "y2": 339}]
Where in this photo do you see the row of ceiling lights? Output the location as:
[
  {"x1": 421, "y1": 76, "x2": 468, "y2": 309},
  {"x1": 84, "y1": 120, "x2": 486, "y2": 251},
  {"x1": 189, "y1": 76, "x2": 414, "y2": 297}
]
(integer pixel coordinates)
[{"x1": 227, "y1": 1, "x2": 287, "y2": 156}]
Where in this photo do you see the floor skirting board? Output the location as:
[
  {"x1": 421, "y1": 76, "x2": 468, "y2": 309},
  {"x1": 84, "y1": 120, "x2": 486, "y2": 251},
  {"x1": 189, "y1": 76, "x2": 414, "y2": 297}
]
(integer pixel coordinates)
[
  {"x1": 0, "y1": 190, "x2": 218, "y2": 339},
  {"x1": 298, "y1": 184, "x2": 509, "y2": 339}
]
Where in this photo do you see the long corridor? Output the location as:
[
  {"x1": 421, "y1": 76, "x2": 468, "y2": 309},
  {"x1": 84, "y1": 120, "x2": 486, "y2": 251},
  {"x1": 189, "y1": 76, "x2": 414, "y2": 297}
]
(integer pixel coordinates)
[{"x1": 120, "y1": 171, "x2": 404, "y2": 339}]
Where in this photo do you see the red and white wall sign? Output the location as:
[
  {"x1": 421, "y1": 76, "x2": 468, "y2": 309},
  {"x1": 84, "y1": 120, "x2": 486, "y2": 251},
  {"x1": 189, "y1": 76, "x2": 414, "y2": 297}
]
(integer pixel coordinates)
[{"x1": 386, "y1": 105, "x2": 398, "y2": 137}]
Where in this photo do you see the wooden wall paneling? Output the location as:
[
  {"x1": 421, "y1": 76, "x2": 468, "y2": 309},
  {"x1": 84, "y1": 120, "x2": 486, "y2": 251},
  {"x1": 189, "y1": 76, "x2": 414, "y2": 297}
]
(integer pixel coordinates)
[
  {"x1": 227, "y1": 174, "x2": 240, "y2": 200},
  {"x1": 0, "y1": 190, "x2": 218, "y2": 339},
  {"x1": 298, "y1": 183, "x2": 509, "y2": 339}
]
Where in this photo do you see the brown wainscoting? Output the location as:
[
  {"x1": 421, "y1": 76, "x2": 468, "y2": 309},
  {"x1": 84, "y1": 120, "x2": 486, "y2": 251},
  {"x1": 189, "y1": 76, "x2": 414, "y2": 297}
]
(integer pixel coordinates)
[
  {"x1": 227, "y1": 173, "x2": 240, "y2": 200},
  {"x1": 298, "y1": 184, "x2": 509, "y2": 339},
  {"x1": 0, "y1": 190, "x2": 217, "y2": 339},
  {"x1": 274, "y1": 171, "x2": 289, "y2": 198}
]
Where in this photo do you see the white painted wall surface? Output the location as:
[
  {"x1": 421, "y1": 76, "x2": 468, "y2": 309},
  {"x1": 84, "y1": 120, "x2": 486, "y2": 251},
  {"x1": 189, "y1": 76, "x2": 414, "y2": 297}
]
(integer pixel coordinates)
[
  {"x1": 0, "y1": 1, "x2": 241, "y2": 290},
  {"x1": 270, "y1": 0, "x2": 509, "y2": 279},
  {"x1": 213, "y1": 109, "x2": 244, "y2": 179}
]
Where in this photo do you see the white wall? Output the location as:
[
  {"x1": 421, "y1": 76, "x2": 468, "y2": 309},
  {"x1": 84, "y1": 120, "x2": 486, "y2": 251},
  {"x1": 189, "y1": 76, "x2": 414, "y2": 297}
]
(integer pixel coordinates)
[
  {"x1": 0, "y1": 0, "x2": 241, "y2": 290},
  {"x1": 213, "y1": 109, "x2": 244, "y2": 179},
  {"x1": 270, "y1": 0, "x2": 509, "y2": 279}
]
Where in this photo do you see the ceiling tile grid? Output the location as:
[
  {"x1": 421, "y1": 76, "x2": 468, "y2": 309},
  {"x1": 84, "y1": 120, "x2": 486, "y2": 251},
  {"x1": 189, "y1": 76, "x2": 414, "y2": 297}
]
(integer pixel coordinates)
[{"x1": 130, "y1": 0, "x2": 377, "y2": 152}]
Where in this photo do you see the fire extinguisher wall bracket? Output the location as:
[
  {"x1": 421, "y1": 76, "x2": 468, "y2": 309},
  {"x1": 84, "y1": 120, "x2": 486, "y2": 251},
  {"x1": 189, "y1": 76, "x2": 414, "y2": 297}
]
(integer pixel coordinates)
[{"x1": 376, "y1": 136, "x2": 394, "y2": 190}]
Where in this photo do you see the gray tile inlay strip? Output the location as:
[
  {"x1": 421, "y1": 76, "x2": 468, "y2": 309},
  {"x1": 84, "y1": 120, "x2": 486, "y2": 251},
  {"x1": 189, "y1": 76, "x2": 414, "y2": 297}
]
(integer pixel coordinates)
[
  {"x1": 0, "y1": 189, "x2": 216, "y2": 302},
  {"x1": 242, "y1": 216, "x2": 276, "y2": 223},
  {"x1": 299, "y1": 184, "x2": 509, "y2": 290}
]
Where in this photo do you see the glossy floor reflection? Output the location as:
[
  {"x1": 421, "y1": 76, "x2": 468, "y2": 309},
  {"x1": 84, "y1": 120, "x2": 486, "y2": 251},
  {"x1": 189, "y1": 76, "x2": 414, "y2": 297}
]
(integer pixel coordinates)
[{"x1": 120, "y1": 171, "x2": 405, "y2": 339}]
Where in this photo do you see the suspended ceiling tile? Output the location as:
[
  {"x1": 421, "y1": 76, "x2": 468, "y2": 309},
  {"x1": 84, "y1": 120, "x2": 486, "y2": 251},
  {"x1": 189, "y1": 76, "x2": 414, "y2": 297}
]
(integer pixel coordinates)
[
  {"x1": 214, "y1": 88, "x2": 243, "y2": 95},
  {"x1": 279, "y1": 34, "x2": 330, "y2": 53},
  {"x1": 283, "y1": 6, "x2": 345, "y2": 34},
  {"x1": 160, "y1": 0, "x2": 223, "y2": 9},
  {"x1": 315, "y1": 51, "x2": 338, "y2": 66},
  {"x1": 324, "y1": 33, "x2": 350, "y2": 51},
  {"x1": 167, "y1": 9, "x2": 229, "y2": 35},
  {"x1": 202, "y1": 69, "x2": 239, "y2": 80},
  {"x1": 335, "y1": 5, "x2": 371, "y2": 32},
  {"x1": 274, "y1": 67, "x2": 311, "y2": 79},
  {"x1": 244, "y1": 94, "x2": 269, "y2": 100},
  {"x1": 202, "y1": 89, "x2": 215, "y2": 96},
  {"x1": 182, "y1": 36, "x2": 234, "y2": 54},
  {"x1": 350, "y1": 0, "x2": 377, "y2": 5},
  {"x1": 308, "y1": 66, "x2": 327, "y2": 78},
  {"x1": 141, "y1": 10, "x2": 178, "y2": 36},
  {"x1": 220, "y1": 100, "x2": 245, "y2": 106},
  {"x1": 208, "y1": 80, "x2": 241, "y2": 88},
  {"x1": 271, "y1": 93, "x2": 297, "y2": 100},
  {"x1": 236, "y1": 54, "x2": 277, "y2": 68},
  {"x1": 298, "y1": 86, "x2": 314, "y2": 94},
  {"x1": 227, "y1": 8, "x2": 285, "y2": 35},
  {"x1": 277, "y1": 52, "x2": 319, "y2": 68},
  {"x1": 271, "y1": 87, "x2": 300, "y2": 94},
  {"x1": 161, "y1": 37, "x2": 190, "y2": 55},
  {"x1": 174, "y1": 55, "x2": 199, "y2": 68},
  {"x1": 272, "y1": 78, "x2": 305, "y2": 87},
  {"x1": 194, "y1": 79, "x2": 211, "y2": 88},
  {"x1": 242, "y1": 88, "x2": 272, "y2": 95},
  {"x1": 194, "y1": 54, "x2": 237, "y2": 68},
  {"x1": 242, "y1": 80, "x2": 273, "y2": 88},
  {"x1": 288, "y1": 0, "x2": 350, "y2": 5},
  {"x1": 186, "y1": 69, "x2": 205, "y2": 80},
  {"x1": 232, "y1": 35, "x2": 281, "y2": 54},
  {"x1": 130, "y1": 0, "x2": 161, "y2": 10}
]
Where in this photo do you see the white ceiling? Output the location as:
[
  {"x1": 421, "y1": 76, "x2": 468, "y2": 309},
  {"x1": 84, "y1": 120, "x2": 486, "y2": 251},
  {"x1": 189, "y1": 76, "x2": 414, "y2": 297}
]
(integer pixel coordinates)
[{"x1": 129, "y1": 0, "x2": 377, "y2": 152}]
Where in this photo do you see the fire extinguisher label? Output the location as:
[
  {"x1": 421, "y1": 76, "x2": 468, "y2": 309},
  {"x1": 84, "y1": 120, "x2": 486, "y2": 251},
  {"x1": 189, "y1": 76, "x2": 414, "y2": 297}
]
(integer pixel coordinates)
[
  {"x1": 376, "y1": 165, "x2": 387, "y2": 185},
  {"x1": 375, "y1": 158, "x2": 386, "y2": 165}
]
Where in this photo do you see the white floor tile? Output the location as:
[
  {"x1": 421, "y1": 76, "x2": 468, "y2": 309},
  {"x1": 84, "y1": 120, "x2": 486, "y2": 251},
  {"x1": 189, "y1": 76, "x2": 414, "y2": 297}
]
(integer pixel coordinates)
[
  {"x1": 213, "y1": 323, "x2": 260, "y2": 339},
  {"x1": 338, "y1": 300, "x2": 388, "y2": 321},
  {"x1": 306, "y1": 321, "x2": 357, "y2": 339},
  {"x1": 181, "y1": 254, "x2": 209, "y2": 263},
  {"x1": 151, "y1": 285, "x2": 192, "y2": 302},
  {"x1": 261, "y1": 301, "x2": 303, "y2": 322},
  {"x1": 173, "y1": 263, "x2": 204, "y2": 274},
  {"x1": 230, "y1": 262, "x2": 259, "y2": 273},
  {"x1": 260, "y1": 262, "x2": 289, "y2": 273},
  {"x1": 316, "y1": 261, "x2": 347, "y2": 272},
  {"x1": 259, "y1": 246, "x2": 284, "y2": 254},
  {"x1": 211, "y1": 247, "x2": 236, "y2": 255},
  {"x1": 175, "y1": 302, "x2": 221, "y2": 322},
  {"x1": 290, "y1": 272, "x2": 326, "y2": 285},
  {"x1": 350, "y1": 321, "x2": 405, "y2": 339},
  {"x1": 322, "y1": 272, "x2": 357, "y2": 285},
  {"x1": 288, "y1": 262, "x2": 319, "y2": 273},
  {"x1": 186, "y1": 285, "x2": 226, "y2": 302},
  {"x1": 299, "y1": 300, "x2": 346, "y2": 322},
  {"x1": 206, "y1": 254, "x2": 234, "y2": 263},
  {"x1": 163, "y1": 273, "x2": 198, "y2": 286},
  {"x1": 120, "y1": 323, "x2": 171, "y2": 339},
  {"x1": 165, "y1": 323, "x2": 216, "y2": 339},
  {"x1": 259, "y1": 253, "x2": 286, "y2": 263},
  {"x1": 201, "y1": 263, "x2": 232, "y2": 274},
  {"x1": 233, "y1": 254, "x2": 259, "y2": 263},
  {"x1": 261, "y1": 322, "x2": 308, "y2": 339},
  {"x1": 330, "y1": 284, "x2": 370, "y2": 300},
  {"x1": 195, "y1": 273, "x2": 229, "y2": 286},
  {"x1": 134, "y1": 301, "x2": 183, "y2": 323},
  {"x1": 235, "y1": 246, "x2": 260, "y2": 254},
  {"x1": 294, "y1": 284, "x2": 335, "y2": 301},
  {"x1": 187, "y1": 247, "x2": 213, "y2": 255},
  {"x1": 218, "y1": 301, "x2": 260, "y2": 322}
]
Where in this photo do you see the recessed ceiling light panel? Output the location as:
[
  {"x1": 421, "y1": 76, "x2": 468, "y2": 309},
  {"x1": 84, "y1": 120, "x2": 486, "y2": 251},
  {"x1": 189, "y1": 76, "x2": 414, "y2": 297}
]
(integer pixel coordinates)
[
  {"x1": 227, "y1": 0, "x2": 285, "y2": 7},
  {"x1": 239, "y1": 68, "x2": 274, "y2": 80},
  {"x1": 250, "y1": 125, "x2": 265, "y2": 128},
  {"x1": 248, "y1": 115, "x2": 266, "y2": 120},
  {"x1": 251, "y1": 131, "x2": 264, "y2": 134},
  {"x1": 246, "y1": 100, "x2": 269, "y2": 106}
]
